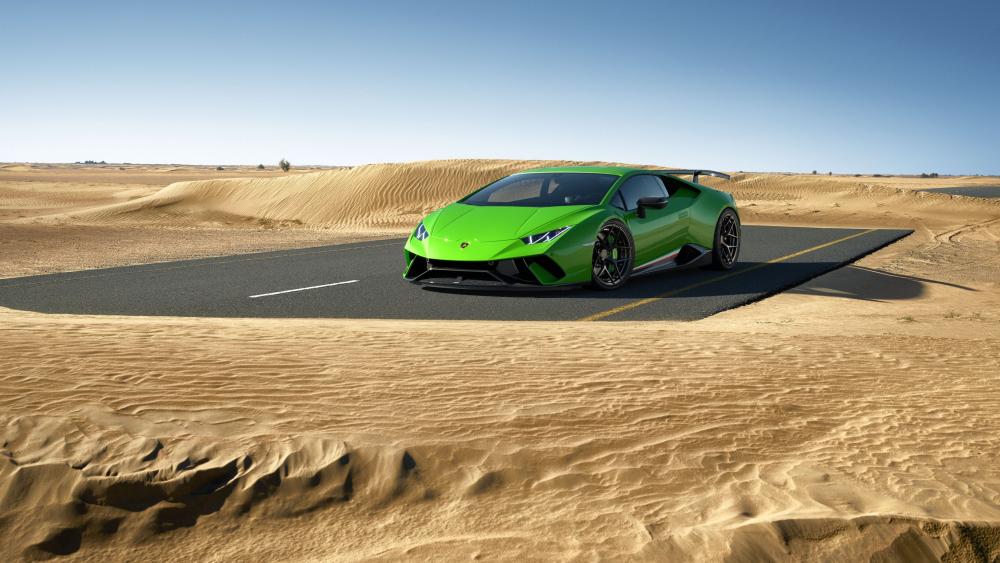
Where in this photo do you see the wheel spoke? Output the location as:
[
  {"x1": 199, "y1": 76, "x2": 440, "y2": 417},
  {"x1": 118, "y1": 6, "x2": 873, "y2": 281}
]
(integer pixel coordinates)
[
  {"x1": 719, "y1": 214, "x2": 740, "y2": 265},
  {"x1": 593, "y1": 223, "x2": 632, "y2": 287}
]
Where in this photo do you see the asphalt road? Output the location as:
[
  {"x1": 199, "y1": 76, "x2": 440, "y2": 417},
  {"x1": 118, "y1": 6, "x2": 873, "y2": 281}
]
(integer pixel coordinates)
[
  {"x1": 921, "y1": 186, "x2": 1000, "y2": 198},
  {"x1": 0, "y1": 226, "x2": 911, "y2": 321}
]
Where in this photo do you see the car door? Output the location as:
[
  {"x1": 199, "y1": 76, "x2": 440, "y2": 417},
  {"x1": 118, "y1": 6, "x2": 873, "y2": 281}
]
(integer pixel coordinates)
[{"x1": 614, "y1": 174, "x2": 688, "y2": 267}]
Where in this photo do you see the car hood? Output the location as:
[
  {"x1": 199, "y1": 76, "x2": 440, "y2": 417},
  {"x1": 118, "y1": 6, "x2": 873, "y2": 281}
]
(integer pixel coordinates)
[{"x1": 428, "y1": 203, "x2": 593, "y2": 242}]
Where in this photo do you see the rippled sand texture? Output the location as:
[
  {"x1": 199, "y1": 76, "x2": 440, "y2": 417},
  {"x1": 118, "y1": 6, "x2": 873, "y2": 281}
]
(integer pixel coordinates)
[
  {"x1": 3, "y1": 161, "x2": 998, "y2": 278},
  {"x1": 1, "y1": 161, "x2": 999, "y2": 561},
  {"x1": 2, "y1": 315, "x2": 999, "y2": 560},
  {"x1": 0, "y1": 163, "x2": 357, "y2": 278},
  {"x1": 41, "y1": 161, "x2": 1000, "y2": 236}
]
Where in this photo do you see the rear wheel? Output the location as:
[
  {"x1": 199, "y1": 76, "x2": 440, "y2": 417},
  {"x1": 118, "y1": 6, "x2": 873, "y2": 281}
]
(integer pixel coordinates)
[
  {"x1": 710, "y1": 209, "x2": 741, "y2": 270},
  {"x1": 590, "y1": 219, "x2": 634, "y2": 290}
]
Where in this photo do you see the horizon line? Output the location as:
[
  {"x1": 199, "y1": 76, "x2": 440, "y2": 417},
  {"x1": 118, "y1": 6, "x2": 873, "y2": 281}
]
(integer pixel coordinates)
[{"x1": 1, "y1": 160, "x2": 997, "y2": 178}]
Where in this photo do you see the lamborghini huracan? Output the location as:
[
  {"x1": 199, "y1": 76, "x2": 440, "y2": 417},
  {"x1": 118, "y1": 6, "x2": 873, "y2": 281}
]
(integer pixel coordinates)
[{"x1": 403, "y1": 166, "x2": 740, "y2": 290}]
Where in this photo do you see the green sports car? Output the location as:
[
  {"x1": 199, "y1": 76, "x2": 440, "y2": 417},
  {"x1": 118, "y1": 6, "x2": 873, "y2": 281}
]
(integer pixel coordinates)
[{"x1": 403, "y1": 166, "x2": 740, "y2": 290}]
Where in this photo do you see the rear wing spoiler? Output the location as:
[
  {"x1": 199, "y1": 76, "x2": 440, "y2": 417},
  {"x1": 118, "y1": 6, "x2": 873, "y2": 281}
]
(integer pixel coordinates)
[{"x1": 656, "y1": 169, "x2": 730, "y2": 184}]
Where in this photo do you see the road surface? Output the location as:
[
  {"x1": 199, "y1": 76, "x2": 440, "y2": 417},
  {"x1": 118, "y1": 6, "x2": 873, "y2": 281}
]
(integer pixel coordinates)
[{"x1": 0, "y1": 226, "x2": 911, "y2": 321}]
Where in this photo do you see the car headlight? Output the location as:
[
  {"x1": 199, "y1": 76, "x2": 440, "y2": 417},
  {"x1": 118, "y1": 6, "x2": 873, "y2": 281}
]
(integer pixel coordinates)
[
  {"x1": 521, "y1": 226, "x2": 571, "y2": 245},
  {"x1": 413, "y1": 222, "x2": 429, "y2": 241}
]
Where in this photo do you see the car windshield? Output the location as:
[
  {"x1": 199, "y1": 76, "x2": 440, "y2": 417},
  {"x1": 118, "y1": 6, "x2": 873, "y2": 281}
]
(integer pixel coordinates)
[{"x1": 463, "y1": 173, "x2": 618, "y2": 207}]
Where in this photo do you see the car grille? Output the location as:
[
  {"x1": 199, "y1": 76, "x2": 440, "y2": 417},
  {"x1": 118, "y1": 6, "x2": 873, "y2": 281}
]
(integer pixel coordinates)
[{"x1": 405, "y1": 253, "x2": 565, "y2": 286}]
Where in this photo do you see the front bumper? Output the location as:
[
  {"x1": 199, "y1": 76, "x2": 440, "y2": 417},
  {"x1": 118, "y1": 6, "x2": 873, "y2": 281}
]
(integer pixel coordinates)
[{"x1": 404, "y1": 251, "x2": 568, "y2": 288}]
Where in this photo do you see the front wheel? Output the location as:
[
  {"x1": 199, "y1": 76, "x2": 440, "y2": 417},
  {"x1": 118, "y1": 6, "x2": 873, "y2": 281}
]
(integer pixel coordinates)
[
  {"x1": 709, "y1": 209, "x2": 741, "y2": 270},
  {"x1": 590, "y1": 219, "x2": 635, "y2": 290}
]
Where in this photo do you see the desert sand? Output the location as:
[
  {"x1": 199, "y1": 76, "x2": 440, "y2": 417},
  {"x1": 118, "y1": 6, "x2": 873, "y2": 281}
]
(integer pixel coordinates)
[{"x1": 1, "y1": 161, "x2": 999, "y2": 561}]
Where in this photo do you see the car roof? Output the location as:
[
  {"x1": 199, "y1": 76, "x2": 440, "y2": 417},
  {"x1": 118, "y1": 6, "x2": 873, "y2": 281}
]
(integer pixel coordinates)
[{"x1": 514, "y1": 165, "x2": 645, "y2": 176}]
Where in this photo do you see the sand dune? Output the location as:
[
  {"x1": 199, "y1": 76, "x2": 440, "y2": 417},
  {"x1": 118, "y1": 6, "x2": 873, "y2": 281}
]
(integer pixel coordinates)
[
  {"x1": 0, "y1": 164, "x2": 370, "y2": 278},
  {"x1": 40, "y1": 161, "x2": 1000, "y2": 238},
  {"x1": 2, "y1": 314, "x2": 998, "y2": 560},
  {"x1": 5, "y1": 160, "x2": 998, "y2": 278},
  {"x1": 1, "y1": 161, "x2": 999, "y2": 561},
  {"x1": 56, "y1": 160, "x2": 603, "y2": 232}
]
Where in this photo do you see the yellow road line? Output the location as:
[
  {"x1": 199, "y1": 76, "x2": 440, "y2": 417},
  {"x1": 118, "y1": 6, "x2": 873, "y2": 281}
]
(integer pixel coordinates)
[{"x1": 579, "y1": 229, "x2": 878, "y2": 322}]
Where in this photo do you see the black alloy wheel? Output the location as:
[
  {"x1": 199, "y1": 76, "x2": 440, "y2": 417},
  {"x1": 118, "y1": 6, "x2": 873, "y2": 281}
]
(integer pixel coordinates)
[
  {"x1": 710, "y1": 209, "x2": 741, "y2": 270},
  {"x1": 591, "y1": 219, "x2": 635, "y2": 290}
]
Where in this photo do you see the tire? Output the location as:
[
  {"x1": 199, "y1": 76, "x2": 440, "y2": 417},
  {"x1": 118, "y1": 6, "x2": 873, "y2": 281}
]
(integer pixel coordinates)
[
  {"x1": 709, "y1": 208, "x2": 741, "y2": 270},
  {"x1": 590, "y1": 219, "x2": 635, "y2": 290}
]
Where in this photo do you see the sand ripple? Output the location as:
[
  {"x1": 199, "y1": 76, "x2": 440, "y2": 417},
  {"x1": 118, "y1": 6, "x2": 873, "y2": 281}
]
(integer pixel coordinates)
[{"x1": 2, "y1": 314, "x2": 998, "y2": 560}]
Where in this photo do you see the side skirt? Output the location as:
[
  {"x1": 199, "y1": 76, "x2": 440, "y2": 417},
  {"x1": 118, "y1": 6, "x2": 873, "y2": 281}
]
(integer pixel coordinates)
[{"x1": 631, "y1": 244, "x2": 711, "y2": 277}]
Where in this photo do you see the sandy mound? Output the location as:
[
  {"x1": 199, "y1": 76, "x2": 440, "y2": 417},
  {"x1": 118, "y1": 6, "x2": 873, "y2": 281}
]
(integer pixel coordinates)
[
  {"x1": 46, "y1": 161, "x2": 1000, "y2": 239},
  {"x1": 0, "y1": 164, "x2": 375, "y2": 278},
  {"x1": 1, "y1": 414, "x2": 429, "y2": 559},
  {"x1": 2, "y1": 310, "x2": 999, "y2": 560},
  {"x1": 6, "y1": 160, "x2": 997, "y2": 280},
  {"x1": 2, "y1": 160, "x2": 999, "y2": 560},
  {"x1": 0, "y1": 164, "x2": 35, "y2": 172},
  {"x1": 56, "y1": 160, "x2": 606, "y2": 232},
  {"x1": 704, "y1": 173, "x2": 1000, "y2": 233},
  {"x1": 726, "y1": 517, "x2": 1000, "y2": 562},
  {"x1": 6, "y1": 412, "x2": 999, "y2": 561}
]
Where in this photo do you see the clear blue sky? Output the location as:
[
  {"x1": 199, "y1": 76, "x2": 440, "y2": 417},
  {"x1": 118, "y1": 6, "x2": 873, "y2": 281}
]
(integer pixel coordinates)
[{"x1": 2, "y1": 0, "x2": 998, "y2": 174}]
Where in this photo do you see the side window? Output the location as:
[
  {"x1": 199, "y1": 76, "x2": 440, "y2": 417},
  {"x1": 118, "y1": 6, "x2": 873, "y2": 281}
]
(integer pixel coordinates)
[
  {"x1": 612, "y1": 190, "x2": 627, "y2": 210},
  {"x1": 616, "y1": 175, "x2": 668, "y2": 211}
]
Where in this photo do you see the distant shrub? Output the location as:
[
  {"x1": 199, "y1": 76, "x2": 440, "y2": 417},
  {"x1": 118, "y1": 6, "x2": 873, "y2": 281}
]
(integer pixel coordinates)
[
  {"x1": 279, "y1": 159, "x2": 290, "y2": 172},
  {"x1": 257, "y1": 164, "x2": 265, "y2": 170},
  {"x1": 828, "y1": 171, "x2": 832, "y2": 175},
  {"x1": 216, "y1": 166, "x2": 224, "y2": 171},
  {"x1": 812, "y1": 170, "x2": 817, "y2": 175},
  {"x1": 920, "y1": 172, "x2": 939, "y2": 178},
  {"x1": 854, "y1": 174, "x2": 862, "y2": 177}
]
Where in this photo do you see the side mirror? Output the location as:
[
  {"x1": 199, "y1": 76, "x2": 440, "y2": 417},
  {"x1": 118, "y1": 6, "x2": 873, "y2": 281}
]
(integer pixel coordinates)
[{"x1": 636, "y1": 196, "x2": 668, "y2": 218}]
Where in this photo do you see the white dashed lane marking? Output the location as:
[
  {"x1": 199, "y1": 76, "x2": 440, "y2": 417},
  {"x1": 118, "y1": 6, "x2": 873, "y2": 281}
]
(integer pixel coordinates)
[{"x1": 249, "y1": 280, "x2": 359, "y2": 299}]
